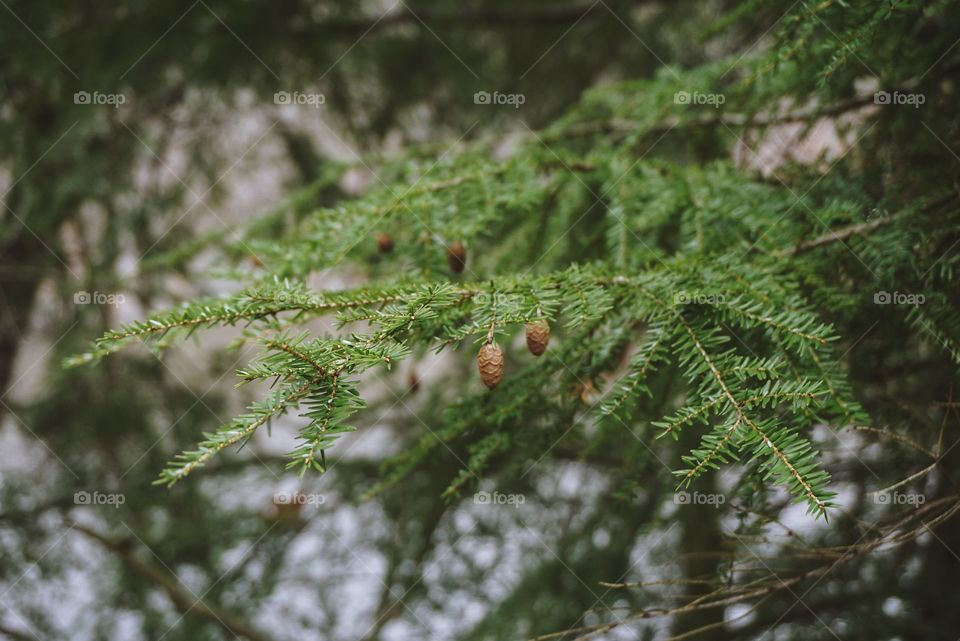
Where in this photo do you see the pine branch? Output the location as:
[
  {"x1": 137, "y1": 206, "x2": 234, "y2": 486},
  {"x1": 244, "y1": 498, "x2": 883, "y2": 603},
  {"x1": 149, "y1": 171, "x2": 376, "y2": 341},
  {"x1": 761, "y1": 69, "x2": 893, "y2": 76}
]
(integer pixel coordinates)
[
  {"x1": 675, "y1": 315, "x2": 833, "y2": 514},
  {"x1": 156, "y1": 377, "x2": 317, "y2": 485},
  {"x1": 777, "y1": 192, "x2": 957, "y2": 256},
  {"x1": 66, "y1": 281, "x2": 407, "y2": 366}
]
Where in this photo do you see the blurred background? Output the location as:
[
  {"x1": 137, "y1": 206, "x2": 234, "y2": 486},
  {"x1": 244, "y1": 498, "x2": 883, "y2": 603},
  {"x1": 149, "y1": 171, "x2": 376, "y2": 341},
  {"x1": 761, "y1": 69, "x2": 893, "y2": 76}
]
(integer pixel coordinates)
[{"x1": 2, "y1": 1, "x2": 960, "y2": 640}]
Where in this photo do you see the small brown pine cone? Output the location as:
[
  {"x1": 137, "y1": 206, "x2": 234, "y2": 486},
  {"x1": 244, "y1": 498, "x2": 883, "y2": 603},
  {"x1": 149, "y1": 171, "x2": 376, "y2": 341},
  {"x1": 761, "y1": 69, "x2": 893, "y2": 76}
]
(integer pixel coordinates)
[
  {"x1": 375, "y1": 231, "x2": 394, "y2": 254},
  {"x1": 447, "y1": 240, "x2": 466, "y2": 273},
  {"x1": 477, "y1": 342, "x2": 504, "y2": 389},
  {"x1": 525, "y1": 320, "x2": 550, "y2": 356}
]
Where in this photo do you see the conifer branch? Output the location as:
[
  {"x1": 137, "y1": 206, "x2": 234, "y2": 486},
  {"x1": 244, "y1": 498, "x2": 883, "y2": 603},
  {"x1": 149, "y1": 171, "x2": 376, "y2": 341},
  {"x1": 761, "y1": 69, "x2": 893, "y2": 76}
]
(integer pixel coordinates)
[
  {"x1": 675, "y1": 315, "x2": 832, "y2": 514},
  {"x1": 156, "y1": 377, "x2": 317, "y2": 485}
]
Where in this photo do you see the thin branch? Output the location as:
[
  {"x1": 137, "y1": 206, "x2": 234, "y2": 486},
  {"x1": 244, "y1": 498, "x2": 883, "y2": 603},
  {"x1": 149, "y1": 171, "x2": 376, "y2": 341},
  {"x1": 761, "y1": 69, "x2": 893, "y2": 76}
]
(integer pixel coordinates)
[{"x1": 73, "y1": 525, "x2": 275, "y2": 641}]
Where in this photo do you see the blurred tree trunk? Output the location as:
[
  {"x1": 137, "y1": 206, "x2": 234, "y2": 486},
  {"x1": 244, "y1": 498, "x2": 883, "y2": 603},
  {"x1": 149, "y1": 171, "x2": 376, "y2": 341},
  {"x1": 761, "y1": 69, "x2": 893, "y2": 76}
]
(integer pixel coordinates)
[
  {"x1": 0, "y1": 187, "x2": 44, "y2": 400},
  {"x1": 670, "y1": 426, "x2": 726, "y2": 640},
  {"x1": 916, "y1": 449, "x2": 960, "y2": 639}
]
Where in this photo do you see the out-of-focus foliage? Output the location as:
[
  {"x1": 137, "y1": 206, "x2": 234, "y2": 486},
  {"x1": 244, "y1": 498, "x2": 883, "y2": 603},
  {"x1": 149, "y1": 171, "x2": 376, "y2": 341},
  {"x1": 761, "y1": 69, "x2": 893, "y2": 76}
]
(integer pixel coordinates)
[{"x1": 4, "y1": 1, "x2": 960, "y2": 640}]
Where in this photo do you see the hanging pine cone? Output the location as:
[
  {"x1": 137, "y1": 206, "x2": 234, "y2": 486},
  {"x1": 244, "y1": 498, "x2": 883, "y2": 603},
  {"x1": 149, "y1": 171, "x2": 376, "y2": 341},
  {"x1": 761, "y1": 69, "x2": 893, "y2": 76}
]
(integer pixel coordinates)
[
  {"x1": 477, "y1": 342, "x2": 503, "y2": 389},
  {"x1": 525, "y1": 320, "x2": 550, "y2": 356},
  {"x1": 447, "y1": 240, "x2": 466, "y2": 273},
  {"x1": 375, "y1": 231, "x2": 394, "y2": 254}
]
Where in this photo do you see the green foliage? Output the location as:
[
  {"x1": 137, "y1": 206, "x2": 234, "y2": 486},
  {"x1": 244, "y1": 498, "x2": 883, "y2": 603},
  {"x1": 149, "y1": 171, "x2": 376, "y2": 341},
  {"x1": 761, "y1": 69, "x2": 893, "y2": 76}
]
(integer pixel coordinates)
[
  {"x1": 69, "y1": 0, "x2": 960, "y2": 524},
  {"x1": 0, "y1": 0, "x2": 951, "y2": 638}
]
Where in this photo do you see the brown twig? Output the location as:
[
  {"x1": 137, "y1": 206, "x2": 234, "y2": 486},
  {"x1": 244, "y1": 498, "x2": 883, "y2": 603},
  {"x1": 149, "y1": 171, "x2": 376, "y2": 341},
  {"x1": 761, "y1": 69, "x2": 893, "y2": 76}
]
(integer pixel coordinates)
[{"x1": 73, "y1": 524, "x2": 275, "y2": 641}]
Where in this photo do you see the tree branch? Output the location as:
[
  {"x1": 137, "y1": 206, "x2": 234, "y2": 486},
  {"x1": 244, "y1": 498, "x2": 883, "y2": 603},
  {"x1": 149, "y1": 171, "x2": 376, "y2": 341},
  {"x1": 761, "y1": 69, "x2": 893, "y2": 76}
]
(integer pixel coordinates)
[{"x1": 73, "y1": 525, "x2": 275, "y2": 641}]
